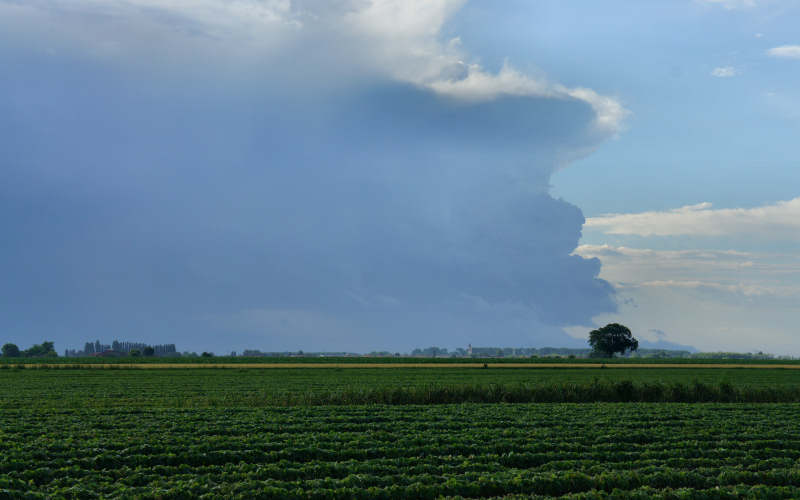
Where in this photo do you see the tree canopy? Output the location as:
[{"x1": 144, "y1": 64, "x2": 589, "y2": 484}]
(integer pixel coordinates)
[
  {"x1": 23, "y1": 341, "x2": 57, "y2": 358},
  {"x1": 2, "y1": 343, "x2": 20, "y2": 358},
  {"x1": 588, "y1": 323, "x2": 638, "y2": 358},
  {"x1": 2, "y1": 341, "x2": 57, "y2": 358}
]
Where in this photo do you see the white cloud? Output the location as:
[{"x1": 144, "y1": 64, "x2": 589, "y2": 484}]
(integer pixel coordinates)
[
  {"x1": 342, "y1": 3, "x2": 626, "y2": 129},
  {"x1": 767, "y1": 45, "x2": 800, "y2": 59},
  {"x1": 0, "y1": 0, "x2": 627, "y2": 135},
  {"x1": 581, "y1": 283, "x2": 800, "y2": 354},
  {"x1": 633, "y1": 280, "x2": 800, "y2": 297},
  {"x1": 576, "y1": 245, "x2": 756, "y2": 263},
  {"x1": 585, "y1": 198, "x2": 800, "y2": 238},
  {"x1": 348, "y1": 2, "x2": 627, "y2": 134},
  {"x1": 697, "y1": 0, "x2": 757, "y2": 9},
  {"x1": 571, "y1": 243, "x2": 800, "y2": 354},
  {"x1": 575, "y1": 244, "x2": 800, "y2": 297},
  {"x1": 427, "y1": 63, "x2": 628, "y2": 134},
  {"x1": 711, "y1": 66, "x2": 737, "y2": 77}
]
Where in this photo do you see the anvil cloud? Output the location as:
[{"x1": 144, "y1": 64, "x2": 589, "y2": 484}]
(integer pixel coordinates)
[{"x1": 0, "y1": 1, "x2": 624, "y2": 352}]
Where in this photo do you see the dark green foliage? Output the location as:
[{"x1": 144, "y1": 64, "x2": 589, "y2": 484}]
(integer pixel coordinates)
[
  {"x1": 287, "y1": 380, "x2": 800, "y2": 405},
  {"x1": 589, "y1": 323, "x2": 639, "y2": 357},
  {"x1": 4, "y1": 368, "x2": 800, "y2": 496},
  {"x1": 4, "y1": 367, "x2": 800, "y2": 407},
  {"x1": 2, "y1": 341, "x2": 57, "y2": 358},
  {"x1": 142, "y1": 346, "x2": 155, "y2": 357},
  {"x1": 3, "y1": 401, "x2": 800, "y2": 497},
  {"x1": 2, "y1": 343, "x2": 20, "y2": 357},
  {"x1": 22, "y1": 341, "x2": 57, "y2": 358}
]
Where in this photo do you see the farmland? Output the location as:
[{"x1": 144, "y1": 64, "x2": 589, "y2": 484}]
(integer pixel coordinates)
[
  {"x1": 5, "y1": 366, "x2": 800, "y2": 406},
  {"x1": 3, "y1": 367, "x2": 800, "y2": 497},
  {"x1": 4, "y1": 355, "x2": 800, "y2": 365}
]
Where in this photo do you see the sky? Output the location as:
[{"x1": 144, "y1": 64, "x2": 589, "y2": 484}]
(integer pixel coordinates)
[{"x1": 1, "y1": 0, "x2": 798, "y2": 355}]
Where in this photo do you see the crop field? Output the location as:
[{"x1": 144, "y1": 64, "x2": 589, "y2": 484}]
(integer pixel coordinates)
[
  {"x1": 3, "y1": 367, "x2": 800, "y2": 498},
  {"x1": 5, "y1": 356, "x2": 800, "y2": 365},
  {"x1": 4, "y1": 367, "x2": 800, "y2": 406}
]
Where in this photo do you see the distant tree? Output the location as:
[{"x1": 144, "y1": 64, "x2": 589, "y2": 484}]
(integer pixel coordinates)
[
  {"x1": 201, "y1": 352, "x2": 214, "y2": 358},
  {"x1": 2, "y1": 343, "x2": 20, "y2": 358},
  {"x1": 142, "y1": 346, "x2": 155, "y2": 357},
  {"x1": 129, "y1": 349, "x2": 141, "y2": 357},
  {"x1": 24, "y1": 341, "x2": 57, "y2": 358},
  {"x1": 588, "y1": 324, "x2": 638, "y2": 358}
]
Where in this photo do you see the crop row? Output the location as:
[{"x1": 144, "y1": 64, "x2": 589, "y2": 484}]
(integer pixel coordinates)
[
  {"x1": 3, "y1": 404, "x2": 800, "y2": 497},
  {"x1": 5, "y1": 368, "x2": 800, "y2": 407},
  {"x1": 7, "y1": 468, "x2": 800, "y2": 499}
]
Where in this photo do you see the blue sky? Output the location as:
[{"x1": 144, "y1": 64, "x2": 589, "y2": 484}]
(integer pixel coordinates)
[{"x1": 1, "y1": 0, "x2": 799, "y2": 354}]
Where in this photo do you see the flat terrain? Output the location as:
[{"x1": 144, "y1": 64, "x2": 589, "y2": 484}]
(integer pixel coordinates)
[
  {"x1": 3, "y1": 366, "x2": 800, "y2": 402},
  {"x1": 10, "y1": 362, "x2": 800, "y2": 369},
  {"x1": 4, "y1": 367, "x2": 800, "y2": 497},
  {"x1": 6, "y1": 356, "x2": 800, "y2": 365},
  {"x1": 4, "y1": 402, "x2": 800, "y2": 498},
  {"x1": 4, "y1": 367, "x2": 800, "y2": 407}
]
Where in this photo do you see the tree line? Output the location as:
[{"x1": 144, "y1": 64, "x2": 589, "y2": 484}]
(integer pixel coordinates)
[
  {"x1": 2, "y1": 341, "x2": 57, "y2": 358},
  {"x1": 65, "y1": 340, "x2": 177, "y2": 357}
]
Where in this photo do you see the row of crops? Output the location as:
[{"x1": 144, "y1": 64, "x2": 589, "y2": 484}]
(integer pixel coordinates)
[
  {"x1": 3, "y1": 403, "x2": 800, "y2": 498},
  {"x1": 4, "y1": 368, "x2": 800, "y2": 407},
  {"x1": 6, "y1": 368, "x2": 800, "y2": 497}
]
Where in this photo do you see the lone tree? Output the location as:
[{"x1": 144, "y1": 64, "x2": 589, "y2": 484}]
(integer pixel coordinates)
[
  {"x1": 2, "y1": 343, "x2": 20, "y2": 358},
  {"x1": 588, "y1": 323, "x2": 638, "y2": 358}
]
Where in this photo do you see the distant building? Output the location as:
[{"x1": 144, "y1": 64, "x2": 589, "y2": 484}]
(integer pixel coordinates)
[{"x1": 89, "y1": 350, "x2": 123, "y2": 358}]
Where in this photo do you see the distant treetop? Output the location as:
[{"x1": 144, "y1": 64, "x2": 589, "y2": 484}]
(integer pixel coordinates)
[{"x1": 588, "y1": 324, "x2": 638, "y2": 358}]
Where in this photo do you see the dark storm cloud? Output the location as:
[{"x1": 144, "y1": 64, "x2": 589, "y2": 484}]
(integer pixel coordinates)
[{"x1": 0, "y1": 2, "x2": 618, "y2": 352}]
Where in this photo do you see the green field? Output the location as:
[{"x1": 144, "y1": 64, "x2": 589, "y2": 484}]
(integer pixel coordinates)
[
  {"x1": 4, "y1": 367, "x2": 800, "y2": 407},
  {"x1": 4, "y1": 355, "x2": 800, "y2": 365},
  {"x1": 4, "y1": 367, "x2": 800, "y2": 498}
]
